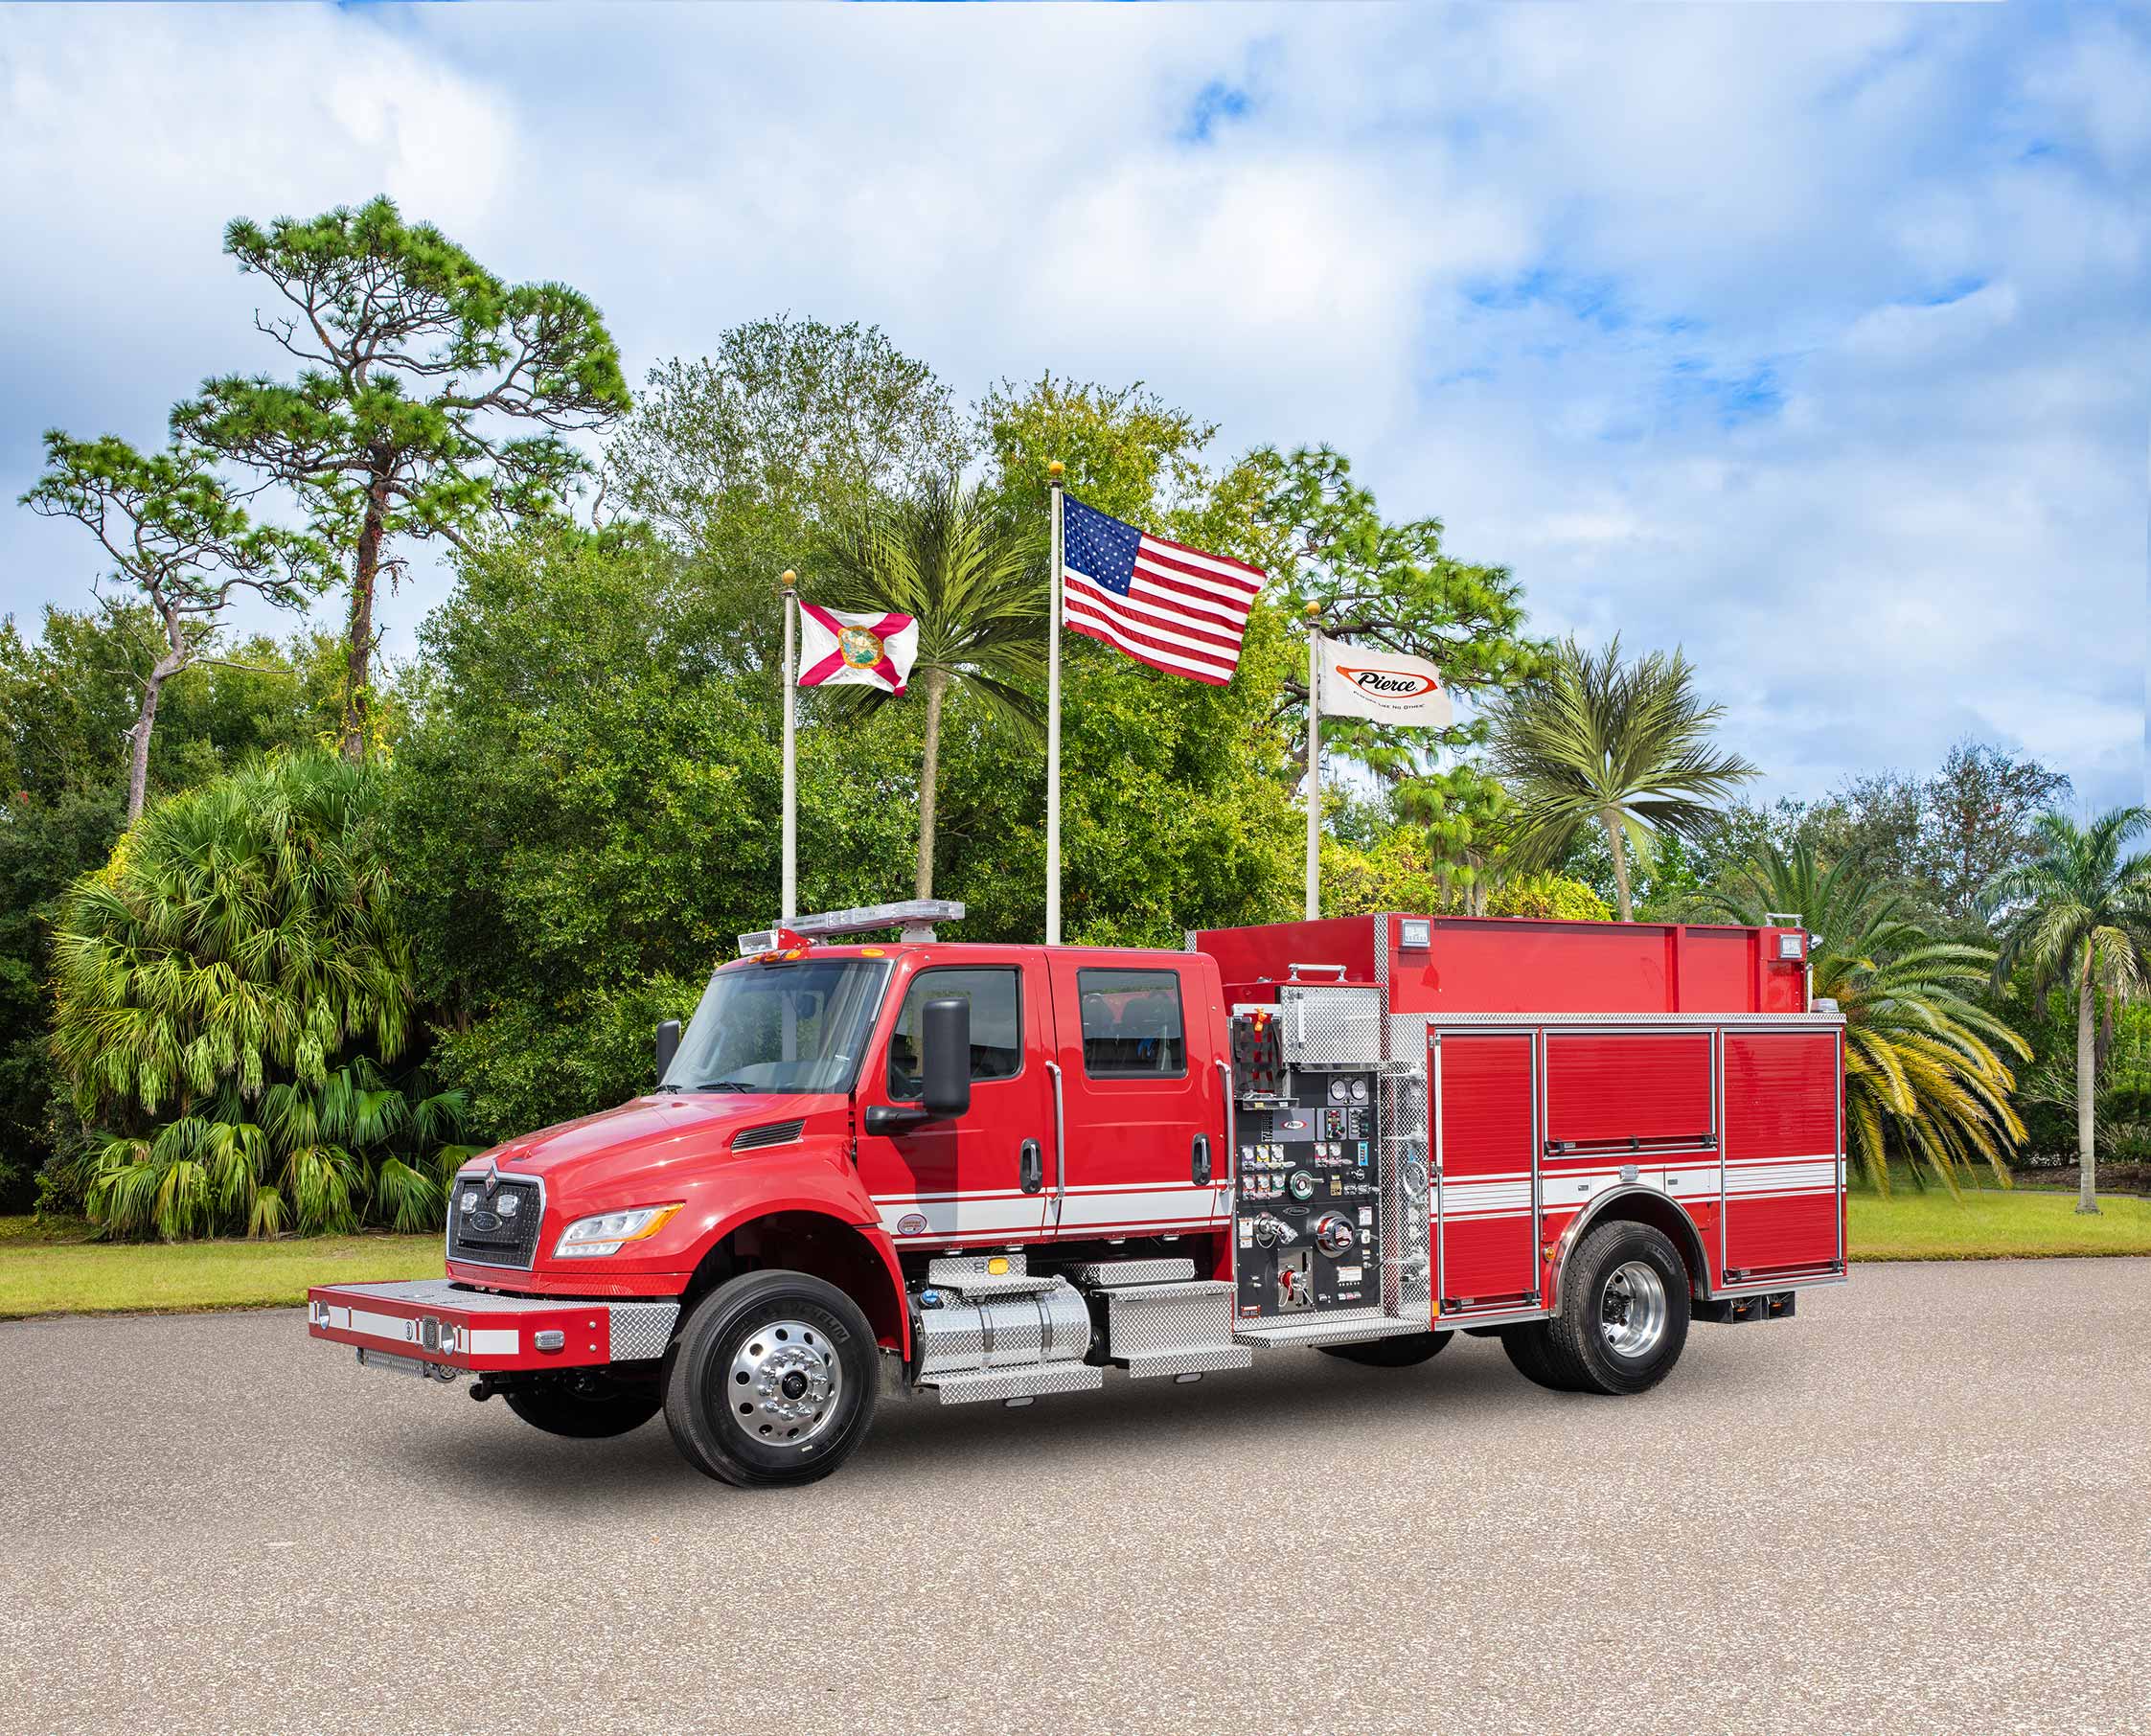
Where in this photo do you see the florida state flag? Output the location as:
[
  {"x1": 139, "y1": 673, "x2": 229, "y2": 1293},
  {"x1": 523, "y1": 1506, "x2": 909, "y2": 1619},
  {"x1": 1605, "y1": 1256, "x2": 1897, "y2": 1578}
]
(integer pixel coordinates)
[{"x1": 796, "y1": 605, "x2": 919, "y2": 695}]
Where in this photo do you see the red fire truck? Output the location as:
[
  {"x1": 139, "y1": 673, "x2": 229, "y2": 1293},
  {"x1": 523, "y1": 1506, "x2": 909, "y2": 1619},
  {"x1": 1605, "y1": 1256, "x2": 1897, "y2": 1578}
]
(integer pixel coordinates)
[{"x1": 308, "y1": 900, "x2": 1844, "y2": 1487}]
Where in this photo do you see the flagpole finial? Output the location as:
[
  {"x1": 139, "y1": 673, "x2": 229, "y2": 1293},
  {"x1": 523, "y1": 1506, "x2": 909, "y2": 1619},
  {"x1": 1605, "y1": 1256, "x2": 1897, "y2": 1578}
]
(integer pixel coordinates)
[
  {"x1": 781, "y1": 569, "x2": 796, "y2": 590},
  {"x1": 1047, "y1": 460, "x2": 1064, "y2": 481},
  {"x1": 1304, "y1": 602, "x2": 1321, "y2": 621}
]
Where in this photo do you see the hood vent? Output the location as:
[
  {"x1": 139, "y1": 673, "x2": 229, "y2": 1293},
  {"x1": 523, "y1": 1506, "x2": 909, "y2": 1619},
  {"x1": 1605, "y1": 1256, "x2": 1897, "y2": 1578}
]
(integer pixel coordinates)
[{"x1": 732, "y1": 1118, "x2": 805, "y2": 1153}]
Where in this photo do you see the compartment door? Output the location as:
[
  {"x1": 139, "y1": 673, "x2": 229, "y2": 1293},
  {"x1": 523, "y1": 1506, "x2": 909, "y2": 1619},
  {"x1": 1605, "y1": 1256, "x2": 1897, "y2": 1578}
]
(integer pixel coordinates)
[
  {"x1": 1432, "y1": 1030, "x2": 1539, "y2": 1313},
  {"x1": 1542, "y1": 1031, "x2": 1716, "y2": 1218},
  {"x1": 1723, "y1": 1031, "x2": 1842, "y2": 1279}
]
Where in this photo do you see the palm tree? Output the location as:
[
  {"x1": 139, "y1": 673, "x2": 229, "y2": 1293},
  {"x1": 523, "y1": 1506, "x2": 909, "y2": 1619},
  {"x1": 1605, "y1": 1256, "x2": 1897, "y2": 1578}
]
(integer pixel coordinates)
[
  {"x1": 1485, "y1": 635, "x2": 1755, "y2": 920},
  {"x1": 1708, "y1": 840, "x2": 2027, "y2": 1194},
  {"x1": 51, "y1": 751, "x2": 473, "y2": 1239},
  {"x1": 821, "y1": 477, "x2": 1045, "y2": 899},
  {"x1": 1984, "y1": 809, "x2": 2151, "y2": 1214}
]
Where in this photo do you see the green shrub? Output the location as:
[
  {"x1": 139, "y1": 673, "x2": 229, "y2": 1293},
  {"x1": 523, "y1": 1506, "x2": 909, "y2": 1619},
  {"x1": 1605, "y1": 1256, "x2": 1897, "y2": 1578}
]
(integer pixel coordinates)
[{"x1": 49, "y1": 751, "x2": 470, "y2": 1239}]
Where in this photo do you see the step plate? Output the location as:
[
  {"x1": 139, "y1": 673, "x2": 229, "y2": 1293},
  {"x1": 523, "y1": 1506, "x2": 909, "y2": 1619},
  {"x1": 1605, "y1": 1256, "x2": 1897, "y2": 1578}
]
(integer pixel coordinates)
[
  {"x1": 1065, "y1": 1257, "x2": 1197, "y2": 1289},
  {"x1": 1124, "y1": 1345, "x2": 1252, "y2": 1380},
  {"x1": 927, "y1": 1361, "x2": 1103, "y2": 1405},
  {"x1": 1234, "y1": 1308, "x2": 1431, "y2": 1350}
]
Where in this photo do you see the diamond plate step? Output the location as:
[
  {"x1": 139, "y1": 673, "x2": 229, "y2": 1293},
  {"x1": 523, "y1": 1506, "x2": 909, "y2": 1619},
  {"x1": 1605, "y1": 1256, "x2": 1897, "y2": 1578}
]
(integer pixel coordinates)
[
  {"x1": 926, "y1": 1361, "x2": 1103, "y2": 1405},
  {"x1": 1064, "y1": 1257, "x2": 1197, "y2": 1289},
  {"x1": 925, "y1": 1253, "x2": 1064, "y2": 1298},
  {"x1": 1123, "y1": 1344, "x2": 1252, "y2": 1380},
  {"x1": 1234, "y1": 1308, "x2": 1432, "y2": 1350}
]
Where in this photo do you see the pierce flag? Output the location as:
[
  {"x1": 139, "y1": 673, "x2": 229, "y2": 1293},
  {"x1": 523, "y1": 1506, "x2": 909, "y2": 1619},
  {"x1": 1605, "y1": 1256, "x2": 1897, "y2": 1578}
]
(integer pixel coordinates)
[
  {"x1": 1316, "y1": 635, "x2": 1453, "y2": 728},
  {"x1": 796, "y1": 605, "x2": 919, "y2": 694}
]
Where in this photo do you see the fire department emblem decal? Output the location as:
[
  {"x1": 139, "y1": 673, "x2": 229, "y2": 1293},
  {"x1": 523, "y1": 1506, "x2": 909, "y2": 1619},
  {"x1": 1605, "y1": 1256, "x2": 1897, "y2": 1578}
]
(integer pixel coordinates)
[
  {"x1": 895, "y1": 1212, "x2": 927, "y2": 1236},
  {"x1": 837, "y1": 625, "x2": 884, "y2": 669}
]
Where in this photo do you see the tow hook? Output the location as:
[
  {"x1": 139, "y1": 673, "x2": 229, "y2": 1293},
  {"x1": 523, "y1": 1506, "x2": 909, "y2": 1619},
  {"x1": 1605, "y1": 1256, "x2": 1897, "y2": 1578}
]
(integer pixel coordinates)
[{"x1": 469, "y1": 1376, "x2": 504, "y2": 1403}]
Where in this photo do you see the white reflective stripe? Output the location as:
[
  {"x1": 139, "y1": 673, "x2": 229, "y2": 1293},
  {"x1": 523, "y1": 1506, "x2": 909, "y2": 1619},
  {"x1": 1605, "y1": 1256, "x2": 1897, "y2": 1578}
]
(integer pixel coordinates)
[
  {"x1": 346, "y1": 1306, "x2": 421, "y2": 1344},
  {"x1": 874, "y1": 1195, "x2": 1041, "y2": 1238},
  {"x1": 1440, "y1": 1179, "x2": 1533, "y2": 1215},
  {"x1": 1725, "y1": 1159, "x2": 1839, "y2": 1194},
  {"x1": 1057, "y1": 1185, "x2": 1215, "y2": 1230},
  {"x1": 873, "y1": 1182, "x2": 1223, "y2": 1237},
  {"x1": 469, "y1": 1329, "x2": 519, "y2": 1355}
]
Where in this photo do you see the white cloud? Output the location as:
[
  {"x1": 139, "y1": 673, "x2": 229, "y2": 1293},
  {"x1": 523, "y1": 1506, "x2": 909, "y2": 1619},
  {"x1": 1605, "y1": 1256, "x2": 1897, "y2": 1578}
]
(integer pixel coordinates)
[{"x1": 1, "y1": 1, "x2": 2143, "y2": 813}]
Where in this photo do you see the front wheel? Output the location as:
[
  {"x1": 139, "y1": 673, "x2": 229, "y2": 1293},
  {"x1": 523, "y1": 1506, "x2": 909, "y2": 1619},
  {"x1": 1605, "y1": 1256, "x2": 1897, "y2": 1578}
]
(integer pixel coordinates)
[
  {"x1": 663, "y1": 1269, "x2": 880, "y2": 1488},
  {"x1": 1318, "y1": 1330, "x2": 1453, "y2": 1367},
  {"x1": 502, "y1": 1370, "x2": 662, "y2": 1438}
]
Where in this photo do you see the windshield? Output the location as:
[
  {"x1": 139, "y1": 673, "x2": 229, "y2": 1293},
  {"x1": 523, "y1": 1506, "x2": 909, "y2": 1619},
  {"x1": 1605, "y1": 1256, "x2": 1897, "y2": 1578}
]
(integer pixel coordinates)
[{"x1": 662, "y1": 958, "x2": 890, "y2": 1094}]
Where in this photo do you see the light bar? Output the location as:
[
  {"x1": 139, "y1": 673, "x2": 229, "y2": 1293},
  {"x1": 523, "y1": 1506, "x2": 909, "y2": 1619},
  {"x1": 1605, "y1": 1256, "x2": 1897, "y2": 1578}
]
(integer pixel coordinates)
[{"x1": 738, "y1": 899, "x2": 965, "y2": 952}]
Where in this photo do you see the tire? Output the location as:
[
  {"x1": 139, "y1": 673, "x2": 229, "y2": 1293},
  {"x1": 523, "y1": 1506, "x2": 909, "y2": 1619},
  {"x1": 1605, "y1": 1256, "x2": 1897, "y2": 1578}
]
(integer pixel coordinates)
[
  {"x1": 1499, "y1": 1321, "x2": 1574, "y2": 1392},
  {"x1": 1318, "y1": 1330, "x2": 1453, "y2": 1367},
  {"x1": 1537, "y1": 1219, "x2": 1691, "y2": 1396},
  {"x1": 663, "y1": 1269, "x2": 880, "y2": 1488},
  {"x1": 502, "y1": 1369, "x2": 663, "y2": 1438}
]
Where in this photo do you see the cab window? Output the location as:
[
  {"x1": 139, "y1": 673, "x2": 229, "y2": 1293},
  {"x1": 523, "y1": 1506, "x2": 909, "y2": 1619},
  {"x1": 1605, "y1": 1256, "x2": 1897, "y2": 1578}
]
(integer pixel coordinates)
[
  {"x1": 1077, "y1": 969, "x2": 1186, "y2": 1078},
  {"x1": 887, "y1": 968, "x2": 1024, "y2": 1100}
]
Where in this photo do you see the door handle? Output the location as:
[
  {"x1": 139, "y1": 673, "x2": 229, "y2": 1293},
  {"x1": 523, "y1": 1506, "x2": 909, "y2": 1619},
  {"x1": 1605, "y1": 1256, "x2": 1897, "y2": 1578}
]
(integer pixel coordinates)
[
  {"x1": 1191, "y1": 1133, "x2": 1212, "y2": 1187},
  {"x1": 1019, "y1": 1139, "x2": 1043, "y2": 1195}
]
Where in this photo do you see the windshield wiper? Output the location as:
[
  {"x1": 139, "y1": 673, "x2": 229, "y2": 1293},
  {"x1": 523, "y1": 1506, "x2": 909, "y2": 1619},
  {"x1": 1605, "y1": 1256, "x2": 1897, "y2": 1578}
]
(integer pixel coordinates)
[{"x1": 692, "y1": 1081, "x2": 760, "y2": 1093}]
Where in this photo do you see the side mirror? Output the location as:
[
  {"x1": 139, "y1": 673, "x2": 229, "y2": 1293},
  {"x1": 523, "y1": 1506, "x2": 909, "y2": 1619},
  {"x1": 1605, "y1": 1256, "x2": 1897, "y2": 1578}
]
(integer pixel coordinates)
[
  {"x1": 920, "y1": 995, "x2": 972, "y2": 1119},
  {"x1": 655, "y1": 1018, "x2": 681, "y2": 1084}
]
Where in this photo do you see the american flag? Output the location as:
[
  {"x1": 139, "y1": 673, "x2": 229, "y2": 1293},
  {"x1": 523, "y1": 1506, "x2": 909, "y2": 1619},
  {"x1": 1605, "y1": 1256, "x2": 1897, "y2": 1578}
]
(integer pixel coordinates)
[{"x1": 1060, "y1": 494, "x2": 1264, "y2": 685}]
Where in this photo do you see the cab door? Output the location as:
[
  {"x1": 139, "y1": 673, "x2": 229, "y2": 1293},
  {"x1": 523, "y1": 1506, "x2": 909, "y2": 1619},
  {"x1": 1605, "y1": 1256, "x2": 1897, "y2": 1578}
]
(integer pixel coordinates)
[
  {"x1": 855, "y1": 956, "x2": 1056, "y2": 1247},
  {"x1": 1043, "y1": 954, "x2": 1228, "y2": 1239}
]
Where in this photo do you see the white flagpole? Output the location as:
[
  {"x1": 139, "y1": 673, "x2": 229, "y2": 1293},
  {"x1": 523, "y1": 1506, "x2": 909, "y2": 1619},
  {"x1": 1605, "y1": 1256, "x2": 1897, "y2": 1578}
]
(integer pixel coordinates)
[
  {"x1": 1305, "y1": 606, "x2": 1322, "y2": 922},
  {"x1": 781, "y1": 569, "x2": 798, "y2": 922},
  {"x1": 1046, "y1": 461, "x2": 1064, "y2": 946}
]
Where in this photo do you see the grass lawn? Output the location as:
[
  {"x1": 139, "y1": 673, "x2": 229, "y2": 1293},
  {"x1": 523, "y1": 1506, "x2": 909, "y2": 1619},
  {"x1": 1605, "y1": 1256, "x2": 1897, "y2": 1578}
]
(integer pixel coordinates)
[
  {"x1": 1848, "y1": 1185, "x2": 2151, "y2": 1261},
  {"x1": 4, "y1": 1186, "x2": 2149, "y2": 1320},
  {"x1": 0, "y1": 1216, "x2": 439, "y2": 1319}
]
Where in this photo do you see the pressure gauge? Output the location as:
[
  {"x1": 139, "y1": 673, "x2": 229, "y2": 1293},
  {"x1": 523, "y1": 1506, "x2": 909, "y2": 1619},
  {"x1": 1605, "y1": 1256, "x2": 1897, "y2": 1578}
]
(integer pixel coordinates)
[
  {"x1": 1328, "y1": 1077, "x2": 1349, "y2": 1103},
  {"x1": 1349, "y1": 1078, "x2": 1369, "y2": 1104}
]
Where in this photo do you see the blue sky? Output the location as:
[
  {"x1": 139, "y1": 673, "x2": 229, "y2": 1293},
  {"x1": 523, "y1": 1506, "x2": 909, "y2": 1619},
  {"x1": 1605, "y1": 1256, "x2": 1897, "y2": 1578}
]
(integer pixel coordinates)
[{"x1": 3, "y1": 3, "x2": 2146, "y2": 809}]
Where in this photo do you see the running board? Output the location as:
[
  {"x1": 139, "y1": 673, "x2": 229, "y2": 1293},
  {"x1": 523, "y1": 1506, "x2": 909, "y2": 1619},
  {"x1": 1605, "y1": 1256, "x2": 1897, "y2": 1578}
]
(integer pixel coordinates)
[
  {"x1": 926, "y1": 1362, "x2": 1104, "y2": 1406},
  {"x1": 1235, "y1": 1308, "x2": 1430, "y2": 1350}
]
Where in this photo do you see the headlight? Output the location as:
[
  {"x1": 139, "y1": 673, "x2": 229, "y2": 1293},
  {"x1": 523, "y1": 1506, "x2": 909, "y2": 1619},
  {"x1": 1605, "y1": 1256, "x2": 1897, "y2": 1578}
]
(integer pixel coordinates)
[{"x1": 554, "y1": 1204, "x2": 682, "y2": 1259}]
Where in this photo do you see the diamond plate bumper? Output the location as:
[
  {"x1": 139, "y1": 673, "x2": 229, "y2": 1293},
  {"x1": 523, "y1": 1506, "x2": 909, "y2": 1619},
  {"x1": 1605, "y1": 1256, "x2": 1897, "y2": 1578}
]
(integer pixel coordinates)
[{"x1": 308, "y1": 1278, "x2": 680, "y2": 1373}]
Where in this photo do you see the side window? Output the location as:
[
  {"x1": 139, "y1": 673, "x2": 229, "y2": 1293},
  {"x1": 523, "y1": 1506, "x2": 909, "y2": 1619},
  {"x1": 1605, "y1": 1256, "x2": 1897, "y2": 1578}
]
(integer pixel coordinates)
[
  {"x1": 1077, "y1": 969, "x2": 1187, "y2": 1079},
  {"x1": 887, "y1": 968, "x2": 1024, "y2": 1100}
]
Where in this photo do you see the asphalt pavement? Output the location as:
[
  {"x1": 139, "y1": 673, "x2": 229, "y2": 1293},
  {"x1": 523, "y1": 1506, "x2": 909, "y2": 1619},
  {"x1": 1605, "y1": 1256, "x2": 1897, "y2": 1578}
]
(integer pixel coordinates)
[{"x1": 3, "y1": 1258, "x2": 2146, "y2": 1736}]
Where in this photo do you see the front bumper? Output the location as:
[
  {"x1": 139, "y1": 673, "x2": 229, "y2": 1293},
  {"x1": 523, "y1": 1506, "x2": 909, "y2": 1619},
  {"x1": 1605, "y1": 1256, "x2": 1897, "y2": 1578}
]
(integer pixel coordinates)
[{"x1": 308, "y1": 1279, "x2": 680, "y2": 1373}]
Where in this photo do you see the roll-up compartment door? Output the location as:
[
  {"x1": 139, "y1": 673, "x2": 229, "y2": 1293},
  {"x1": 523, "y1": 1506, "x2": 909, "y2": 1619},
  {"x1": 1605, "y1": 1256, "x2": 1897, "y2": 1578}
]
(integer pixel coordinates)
[
  {"x1": 1432, "y1": 1030, "x2": 1538, "y2": 1312},
  {"x1": 1542, "y1": 1032, "x2": 1716, "y2": 1220},
  {"x1": 1723, "y1": 1031, "x2": 1842, "y2": 1279}
]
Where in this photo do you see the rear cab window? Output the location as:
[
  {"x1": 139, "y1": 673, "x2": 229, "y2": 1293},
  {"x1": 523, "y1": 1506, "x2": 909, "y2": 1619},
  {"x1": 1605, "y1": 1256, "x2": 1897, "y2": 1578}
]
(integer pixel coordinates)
[{"x1": 1076, "y1": 968, "x2": 1186, "y2": 1078}]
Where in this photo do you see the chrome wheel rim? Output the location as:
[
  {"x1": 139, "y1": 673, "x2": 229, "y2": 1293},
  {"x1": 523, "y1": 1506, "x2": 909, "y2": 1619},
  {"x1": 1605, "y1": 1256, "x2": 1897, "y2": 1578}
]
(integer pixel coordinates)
[
  {"x1": 727, "y1": 1319, "x2": 841, "y2": 1446},
  {"x1": 1600, "y1": 1261, "x2": 1668, "y2": 1359}
]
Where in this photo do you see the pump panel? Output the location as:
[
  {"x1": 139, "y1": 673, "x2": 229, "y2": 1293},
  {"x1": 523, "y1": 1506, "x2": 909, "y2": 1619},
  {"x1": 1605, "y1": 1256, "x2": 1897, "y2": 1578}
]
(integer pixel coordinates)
[{"x1": 1233, "y1": 1068, "x2": 1383, "y2": 1319}]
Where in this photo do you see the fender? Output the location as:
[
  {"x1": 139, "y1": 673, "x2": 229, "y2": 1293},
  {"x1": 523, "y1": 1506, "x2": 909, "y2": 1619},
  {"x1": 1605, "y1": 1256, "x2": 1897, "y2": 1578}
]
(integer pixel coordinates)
[
  {"x1": 1543, "y1": 1183, "x2": 1715, "y2": 1313},
  {"x1": 691, "y1": 1194, "x2": 912, "y2": 1359}
]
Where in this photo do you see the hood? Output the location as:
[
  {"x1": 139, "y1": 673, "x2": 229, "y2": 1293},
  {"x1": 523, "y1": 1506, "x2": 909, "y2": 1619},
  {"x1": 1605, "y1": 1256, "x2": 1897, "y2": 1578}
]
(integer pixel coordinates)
[{"x1": 482, "y1": 1092, "x2": 842, "y2": 1196}]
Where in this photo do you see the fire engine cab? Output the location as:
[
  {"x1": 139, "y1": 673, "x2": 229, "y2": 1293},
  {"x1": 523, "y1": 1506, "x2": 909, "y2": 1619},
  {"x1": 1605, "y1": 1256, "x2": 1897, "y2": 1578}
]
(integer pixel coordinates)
[{"x1": 307, "y1": 899, "x2": 1844, "y2": 1487}]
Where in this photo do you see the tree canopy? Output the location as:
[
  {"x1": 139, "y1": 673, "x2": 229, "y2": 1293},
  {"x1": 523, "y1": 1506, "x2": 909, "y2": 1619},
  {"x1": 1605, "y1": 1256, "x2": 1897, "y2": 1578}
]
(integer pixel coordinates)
[{"x1": 175, "y1": 196, "x2": 631, "y2": 758}]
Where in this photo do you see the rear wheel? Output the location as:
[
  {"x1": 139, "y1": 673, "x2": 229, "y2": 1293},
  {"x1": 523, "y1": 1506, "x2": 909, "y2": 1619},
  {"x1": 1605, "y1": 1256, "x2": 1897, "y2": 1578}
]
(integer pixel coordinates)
[
  {"x1": 502, "y1": 1370, "x2": 662, "y2": 1438},
  {"x1": 1536, "y1": 1220, "x2": 1691, "y2": 1396},
  {"x1": 1499, "y1": 1322, "x2": 1573, "y2": 1392},
  {"x1": 1318, "y1": 1330, "x2": 1453, "y2": 1367},
  {"x1": 664, "y1": 1269, "x2": 879, "y2": 1488}
]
